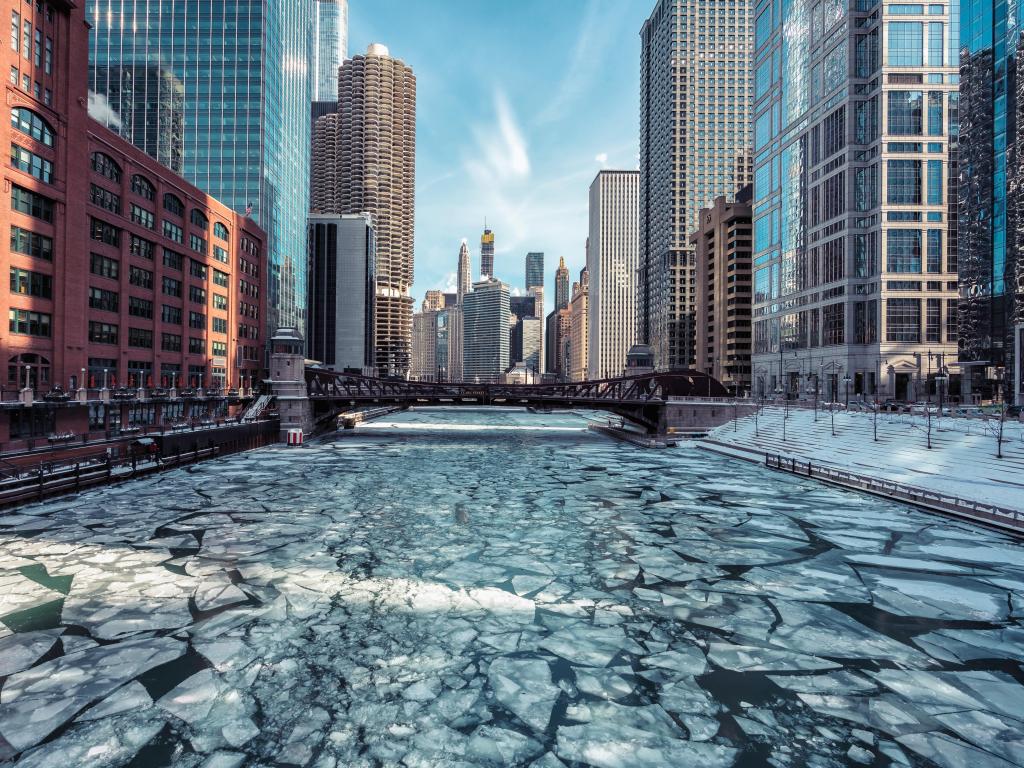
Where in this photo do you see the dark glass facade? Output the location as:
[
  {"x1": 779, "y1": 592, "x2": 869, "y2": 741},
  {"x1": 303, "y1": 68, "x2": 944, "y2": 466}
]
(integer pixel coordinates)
[
  {"x1": 86, "y1": 0, "x2": 312, "y2": 337},
  {"x1": 958, "y1": 0, "x2": 1023, "y2": 402}
]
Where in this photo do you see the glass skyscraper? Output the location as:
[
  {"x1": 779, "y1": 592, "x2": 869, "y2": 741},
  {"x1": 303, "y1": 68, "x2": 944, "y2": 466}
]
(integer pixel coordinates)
[
  {"x1": 638, "y1": 0, "x2": 753, "y2": 371},
  {"x1": 86, "y1": 0, "x2": 313, "y2": 336},
  {"x1": 525, "y1": 252, "x2": 544, "y2": 291},
  {"x1": 749, "y1": 0, "x2": 960, "y2": 403},
  {"x1": 313, "y1": 0, "x2": 348, "y2": 102},
  {"x1": 959, "y1": 0, "x2": 1023, "y2": 403}
]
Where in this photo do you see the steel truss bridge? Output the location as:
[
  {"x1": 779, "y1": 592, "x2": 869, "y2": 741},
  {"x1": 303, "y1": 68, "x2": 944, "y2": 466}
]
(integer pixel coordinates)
[{"x1": 305, "y1": 369, "x2": 729, "y2": 433}]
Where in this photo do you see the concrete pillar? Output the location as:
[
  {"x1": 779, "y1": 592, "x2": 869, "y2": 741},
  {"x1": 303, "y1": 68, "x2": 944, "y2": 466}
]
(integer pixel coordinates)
[{"x1": 269, "y1": 327, "x2": 313, "y2": 440}]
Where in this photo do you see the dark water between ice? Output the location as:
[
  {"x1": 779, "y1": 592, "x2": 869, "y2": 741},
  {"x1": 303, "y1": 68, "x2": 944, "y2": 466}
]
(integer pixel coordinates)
[{"x1": 1, "y1": 407, "x2": 1023, "y2": 768}]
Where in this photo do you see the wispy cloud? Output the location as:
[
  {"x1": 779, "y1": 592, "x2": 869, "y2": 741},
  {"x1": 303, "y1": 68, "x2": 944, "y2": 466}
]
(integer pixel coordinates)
[
  {"x1": 465, "y1": 91, "x2": 531, "y2": 184},
  {"x1": 594, "y1": 152, "x2": 608, "y2": 166}
]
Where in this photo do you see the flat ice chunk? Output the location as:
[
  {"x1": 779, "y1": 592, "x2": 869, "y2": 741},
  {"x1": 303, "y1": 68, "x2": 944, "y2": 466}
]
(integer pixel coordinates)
[
  {"x1": 574, "y1": 669, "x2": 635, "y2": 700},
  {"x1": 767, "y1": 671, "x2": 877, "y2": 695},
  {"x1": 466, "y1": 725, "x2": 542, "y2": 765},
  {"x1": 77, "y1": 681, "x2": 152, "y2": 721},
  {"x1": 200, "y1": 753, "x2": 247, "y2": 768},
  {"x1": 488, "y1": 657, "x2": 560, "y2": 732},
  {"x1": 158, "y1": 668, "x2": 221, "y2": 725},
  {"x1": 468, "y1": 587, "x2": 536, "y2": 623},
  {"x1": 540, "y1": 625, "x2": 642, "y2": 667},
  {"x1": 194, "y1": 575, "x2": 249, "y2": 612},
  {"x1": 642, "y1": 646, "x2": 707, "y2": 676},
  {"x1": 0, "y1": 630, "x2": 60, "y2": 677},
  {"x1": 708, "y1": 642, "x2": 841, "y2": 672},
  {"x1": 897, "y1": 732, "x2": 1018, "y2": 768},
  {"x1": 555, "y1": 723, "x2": 737, "y2": 768}
]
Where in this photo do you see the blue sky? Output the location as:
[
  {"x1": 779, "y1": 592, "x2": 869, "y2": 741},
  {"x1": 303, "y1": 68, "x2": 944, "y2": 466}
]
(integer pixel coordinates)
[{"x1": 348, "y1": 0, "x2": 652, "y2": 314}]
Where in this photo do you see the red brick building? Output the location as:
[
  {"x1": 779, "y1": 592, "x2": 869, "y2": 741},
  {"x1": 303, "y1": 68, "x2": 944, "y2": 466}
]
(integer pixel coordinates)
[{"x1": 1, "y1": 1, "x2": 266, "y2": 448}]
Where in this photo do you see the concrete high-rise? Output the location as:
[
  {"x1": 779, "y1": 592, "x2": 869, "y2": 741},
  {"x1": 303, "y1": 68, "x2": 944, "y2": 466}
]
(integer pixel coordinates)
[
  {"x1": 588, "y1": 171, "x2": 639, "y2": 380},
  {"x1": 315, "y1": 44, "x2": 417, "y2": 378},
  {"x1": 457, "y1": 240, "x2": 472, "y2": 303},
  {"x1": 638, "y1": 0, "x2": 753, "y2": 371},
  {"x1": 569, "y1": 267, "x2": 590, "y2": 382},
  {"x1": 423, "y1": 290, "x2": 444, "y2": 313},
  {"x1": 555, "y1": 257, "x2": 570, "y2": 311},
  {"x1": 526, "y1": 252, "x2": 544, "y2": 291},
  {"x1": 307, "y1": 214, "x2": 375, "y2": 373},
  {"x1": 481, "y1": 227, "x2": 495, "y2": 279},
  {"x1": 463, "y1": 279, "x2": 510, "y2": 383},
  {"x1": 313, "y1": 0, "x2": 348, "y2": 102},
  {"x1": 958, "y1": 0, "x2": 1022, "y2": 404},
  {"x1": 749, "y1": 0, "x2": 959, "y2": 403},
  {"x1": 86, "y1": 0, "x2": 312, "y2": 336},
  {"x1": 691, "y1": 188, "x2": 753, "y2": 394}
]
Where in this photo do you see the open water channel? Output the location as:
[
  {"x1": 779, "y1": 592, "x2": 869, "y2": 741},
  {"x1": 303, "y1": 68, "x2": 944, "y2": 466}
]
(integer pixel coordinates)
[{"x1": 1, "y1": 408, "x2": 1023, "y2": 767}]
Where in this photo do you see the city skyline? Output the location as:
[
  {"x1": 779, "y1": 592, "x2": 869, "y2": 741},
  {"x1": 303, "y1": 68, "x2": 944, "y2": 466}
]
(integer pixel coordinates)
[{"x1": 348, "y1": 0, "x2": 653, "y2": 314}]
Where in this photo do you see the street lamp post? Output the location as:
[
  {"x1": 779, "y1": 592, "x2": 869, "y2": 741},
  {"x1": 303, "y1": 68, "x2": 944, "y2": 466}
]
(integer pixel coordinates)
[
  {"x1": 843, "y1": 374, "x2": 852, "y2": 410},
  {"x1": 936, "y1": 369, "x2": 949, "y2": 427},
  {"x1": 776, "y1": 385, "x2": 786, "y2": 442}
]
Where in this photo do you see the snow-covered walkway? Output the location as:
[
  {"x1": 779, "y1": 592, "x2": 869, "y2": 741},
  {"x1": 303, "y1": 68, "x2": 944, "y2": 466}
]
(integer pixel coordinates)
[{"x1": 706, "y1": 406, "x2": 1024, "y2": 514}]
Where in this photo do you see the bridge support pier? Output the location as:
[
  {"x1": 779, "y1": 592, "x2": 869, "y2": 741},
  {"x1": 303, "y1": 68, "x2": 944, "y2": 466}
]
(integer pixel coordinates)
[{"x1": 269, "y1": 328, "x2": 313, "y2": 441}]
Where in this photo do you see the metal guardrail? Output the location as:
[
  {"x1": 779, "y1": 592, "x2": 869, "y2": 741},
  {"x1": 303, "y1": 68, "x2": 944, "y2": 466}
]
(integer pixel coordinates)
[{"x1": 765, "y1": 452, "x2": 1023, "y2": 532}]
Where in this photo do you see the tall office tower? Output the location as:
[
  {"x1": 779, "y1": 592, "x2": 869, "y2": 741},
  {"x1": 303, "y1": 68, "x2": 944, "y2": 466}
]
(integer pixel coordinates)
[
  {"x1": 87, "y1": 0, "x2": 313, "y2": 336},
  {"x1": 959, "y1": 0, "x2": 1022, "y2": 404},
  {"x1": 457, "y1": 239, "x2": 472, "y2": 302},
  {"x1": 307, "y1": 214, "x2": 376, "y2": 373},
  {"x1": 463, "y1": 279, "x2": 510, "y2": 383},
  {"x1": 423, "y1": 290, "x2": 444, "y2": 312},
  {"x1": 509, "y1": 295, "x2": 536, "y2": 363},
  {"x1": 749, "y1": 0, "x2": 959, "y2": 404},
  {"x1": 545, "y1": 309, "x2": 572, "y2": 378},
  {"x1": 411, "y1": 311, "x2": 438, "y2": 382},
  {"x1": 588, "y1": 171, "x2": 640, "y2": 380},
  {"x1": 638, "y1": 0, "x2": 753, "y2": 371},
  {"x1": 481, "y1": 227, "x2": 495, "y2": 278},
  {"x1": 313, "y1": 0, "x2": 348, "y2": 102},
  {"x1": 439, "y1": 305, "x2": 463, "y2": 382},
  {"x1": 526, "y1": 252, "x2": 545, "y2": 290},
  {"x1": 520, "y1": 317, "x2": 543, "y2": 372},
  {"x1": 311, "y1": 113, "x2": 340, "y2": 213},
  {"x1": 692, "y1": 187, "x2": 753, "y2": 394},
  {"x1": 555, "y1": 257, "x2": 570, "y2": 310},
  {"x1": 332, "y1": 44, "x2": 417, "y2": 377},
  {"x1": 569, "y1": 268, "x2": 590, "y2": 381}
]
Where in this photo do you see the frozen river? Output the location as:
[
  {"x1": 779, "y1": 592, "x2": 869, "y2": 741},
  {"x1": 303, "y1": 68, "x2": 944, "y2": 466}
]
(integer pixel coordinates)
[{"x1": 1, "y1": 408, "x2": 1024, "y2": 768}]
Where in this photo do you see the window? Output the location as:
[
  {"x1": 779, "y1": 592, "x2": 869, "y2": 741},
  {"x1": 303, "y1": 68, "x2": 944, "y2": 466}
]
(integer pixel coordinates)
[
  {"x1": 190, "y1": 209, "x2": 209, "y2": 230},
  {"x1": 90, "y1": 253, "x2": 119, "y2": 279},
  {"x1": 163, "y1": 193, "x2": 184, "y2": 216},
  {"x1": 189, "y1": 260, "x2": 208, "y2": 280},
  {"x1": 161, "y1": 333, "x2": 182, "y2": 352},
  {"x1": 212, "y1": 341, "x2": 227, "y2": 356},
  {"x1": 887, "y1": 298, "x2": 920, "y2": 341},
  {"x1": 927, "y1": 21, "x2": 944, "y2": 65},
  {"x1": 162, "y1": 276, "x2": 182, "y2": 298},
  {"x1": 888, "y1": 22, "x2": 923, "y2": 65},
  {"x1": 131, "y1": 174, "x2": 155, "y2": 200},
  {"x1": 90, "y1": 217, "x2": 121, "y2": 246},
  {"x1": 33, "y1": 28, "x2": 40, "y2": 67},
  {"x1": 44, "y1": 36, "x2": 51, "y2": 74},
  {"x1": 887, "y1": 229, "x2": 922, "y2": 272},
  {"x1": 129, "y1": 265, "x2": 153, "y2": 289},
  {"x1": 10, "y1": 11, "x2": 17, "y2": 53},
  {"x1": 887, "y1": 160, "x2": 921, "y2": 204},
  {"x1": 926, "y1": 229, "x2": 943, "y2": 273},
  {"x1": 10, "y1": 268, "x2": 51, "y2": 298},
  {"x1": 190, "y1": 234, "x2": 207, "y2": 255},
  {"x1": 88, "y1": 321, "x2": 118, "y2": 345},
  {"x1": 946, "y1": 299, "x2": 958, "y2": 342},
  {"x1": 890, "y1": 3, "x2": 924, "y2": 11},
  {"x1": 163, "y1": 249, "x2": 184, "y2": 271},
  {"x1": 9, "y1": 309, "x2": 51, "y2": 337},
  {"x1": 130, "y1": 204, "x2": 155, "y2": 230},
  {"x1": 189, "y1": 337, "x2": 205, "y2": 354},
  {"x1": 823, "y1": 302, "x2": 845, "y2": 345},
  {"x1": 213, "y1": 222, "x2": 229, "y2": 241},
  {"x1": 927, "y1": 92, "x2": 943, "y2": 135},
  {"x1": 213, "y1": 294, "x2": 228, "y2": 310},
  {"x1": 213, "y1": 269, "x2": 229, "y2": 288},
  {"x1": 163, "y1": 221, "x2": 183, "y2": 243},
  {"x1": 927, "y1": 159, "x2": 943, "y2": 204},
  {"x1": 91, "y1": 152, "x2": 121, "y2": 181},
  {"x1": 9, "y1": 408, "x2": 55, "y2": 439},
  {"x1": 212, "y1": 317, "x2": 228, "y2": 334},
  {"x1": 90, "y1": 184, "x2": 121, "y2": 213},
  {"x1": 128, "y1": 296, "x2": 154, "y2": 319},
  {"x1": 128, "y1": 328, "x2": 153, "y2": 348},
  {"x1": 10, "y1": 143, "x2": 52, "y2": 182},
  {"x1": 887, "y1": 91, "x2": 923, "y2": 135},
  {"x1": 213, "y1": 245, "x2": 228, "y2": 263},
  {"x1": 129, "y1": 234, "x2": 155, "y2": 260},
  {"x1": 926, "y1": 298, "x2": 941, "y2": 342},
  {"x1": 88, "y1": 286, "x2": 118, "y2": 312},
  {"x1": 10, "y1": 108, "x2": 53, "y2": 147},
  {"x1": 161, "y1": 305, "x2": 182, "y2": 324},
  {"x1": 189, "y1": 311, "x2": 206, "y2": 329},
  {"x1": 189, "y1": 286, "x2": 207, "y2": 304},
  {"x1": 11, "y1": 226, "x2": 52, "y2": 260},
  {"x1": 8, "y1": 353, "x2": 51, "y2": 387},
  {"x1": 12, "y1": 185, "x2": 53, "y2": 222}
]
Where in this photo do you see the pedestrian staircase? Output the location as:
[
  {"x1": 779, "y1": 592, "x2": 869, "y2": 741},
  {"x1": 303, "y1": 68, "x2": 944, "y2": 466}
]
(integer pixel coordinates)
[{"x1": 242, "y1": 394, "x2": 273, "y2": 422}]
